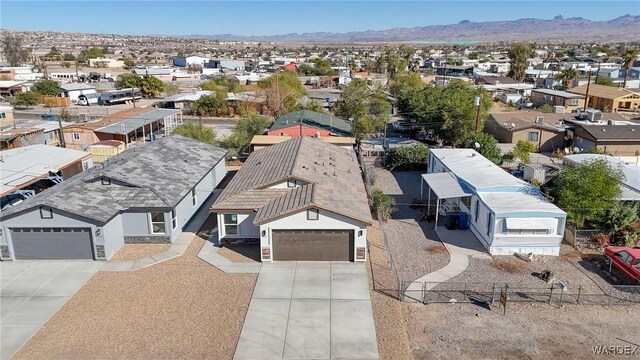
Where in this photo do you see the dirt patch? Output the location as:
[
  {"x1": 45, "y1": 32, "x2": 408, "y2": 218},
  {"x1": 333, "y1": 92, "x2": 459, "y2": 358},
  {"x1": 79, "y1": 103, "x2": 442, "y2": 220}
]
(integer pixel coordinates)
[
  {"x1": 110, "y1": 244, "x2": 171, "y2": 261},
  {"x1": 406, "y1": 301, "x2": 640, "y2": 360},
  {"x1": 490, "y1": 258, "x2": 528, "y2": 274},
  {"x1": 366, "y1": 222, "x2": 413, "y2": 360},
  {"x1": 13, "y1": 222, "x2": 257, "y2": 360},
  {"x1": 217, "y1": 245, "x2": 260, "y2": 263},
  {"x1": 426, "y1": 244, "x2": 447, "y2": 254}
]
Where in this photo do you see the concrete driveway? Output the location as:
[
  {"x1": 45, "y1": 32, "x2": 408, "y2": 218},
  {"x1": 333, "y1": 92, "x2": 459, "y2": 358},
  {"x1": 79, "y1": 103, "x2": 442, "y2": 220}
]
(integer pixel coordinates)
[
  {"x1": 1, "y1": 261, "x2": 102, "y2": 360},
  {"x1": 234, "y1": 261, "x2": 379, "y2": 360}
]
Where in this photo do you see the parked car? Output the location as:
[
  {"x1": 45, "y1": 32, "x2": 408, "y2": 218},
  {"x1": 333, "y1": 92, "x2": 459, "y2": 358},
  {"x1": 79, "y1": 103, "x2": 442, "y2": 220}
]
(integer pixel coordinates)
[{"x1": 603, "y1": 246, "x2": 640, "y2": 284}]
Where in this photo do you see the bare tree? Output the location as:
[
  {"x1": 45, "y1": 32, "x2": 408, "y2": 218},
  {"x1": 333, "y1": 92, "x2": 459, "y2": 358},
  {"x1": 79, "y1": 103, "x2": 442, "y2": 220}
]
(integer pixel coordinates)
[{"x1": 1, "y1": 33, "x2": 30, "y2": 66}]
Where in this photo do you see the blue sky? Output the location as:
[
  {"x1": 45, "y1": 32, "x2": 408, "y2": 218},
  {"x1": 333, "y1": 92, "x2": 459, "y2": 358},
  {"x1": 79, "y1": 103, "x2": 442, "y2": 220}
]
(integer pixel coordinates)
[{"x1": 1, "y1": 1, "x2": 637, "y2": 36}]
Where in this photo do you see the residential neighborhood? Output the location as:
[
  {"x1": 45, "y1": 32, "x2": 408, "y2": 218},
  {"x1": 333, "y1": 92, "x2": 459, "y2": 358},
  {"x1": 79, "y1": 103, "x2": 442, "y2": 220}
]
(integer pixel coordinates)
[{"x1": 1, "y1": 2, "x2": 640, "y2": 360}]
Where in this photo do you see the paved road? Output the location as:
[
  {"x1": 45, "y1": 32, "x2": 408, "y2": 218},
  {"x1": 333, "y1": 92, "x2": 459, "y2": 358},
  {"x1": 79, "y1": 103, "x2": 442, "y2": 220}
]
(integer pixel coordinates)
[
  {"x1": 0, "y1": 261, "x2": 102, "y2": 360},
  {"x1": 234, "y1": 261, "x2": 379, "y2": 360}
]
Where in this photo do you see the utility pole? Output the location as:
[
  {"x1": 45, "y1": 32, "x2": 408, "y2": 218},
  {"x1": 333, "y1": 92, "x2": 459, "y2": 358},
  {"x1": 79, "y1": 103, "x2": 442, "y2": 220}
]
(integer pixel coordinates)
[
  {"x1": 57, "y1": 117, "x2": 66, "y2": 148},
  {"x1": 474, "y1": 95, "x2": 482, "y2": 132},
  {"x1": 595, "y1": 62, "x2": 602, "y2": 84},
  {"x1": 442, "y1": 53, "x2": 448, "y2": 84},
  {"x1": 583, "y1": 70, "x2": 592, "y2": 113}
]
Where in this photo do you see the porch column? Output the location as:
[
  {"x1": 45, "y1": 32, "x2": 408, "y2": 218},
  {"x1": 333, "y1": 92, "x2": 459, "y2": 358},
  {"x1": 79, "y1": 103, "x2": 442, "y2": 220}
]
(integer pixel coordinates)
[{"x1": 420, "y1": 178, "x2": 423, "y2": 199}]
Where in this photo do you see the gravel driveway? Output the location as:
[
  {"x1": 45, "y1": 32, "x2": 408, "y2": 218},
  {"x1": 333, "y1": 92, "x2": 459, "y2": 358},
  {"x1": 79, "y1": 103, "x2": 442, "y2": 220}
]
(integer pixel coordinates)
[
  {"x1": 12, "y1": 217, "x2": 257, "y2": 360},
  {"x1": 372, "y1": 168, "x2": 449, "y2": 284}
]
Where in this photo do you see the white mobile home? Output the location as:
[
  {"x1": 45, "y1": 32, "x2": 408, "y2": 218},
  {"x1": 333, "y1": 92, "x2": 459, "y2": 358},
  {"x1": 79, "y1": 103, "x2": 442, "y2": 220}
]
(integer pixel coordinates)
[{"x1": 422, "y1": 148, "x2": 566, "y2": 256}]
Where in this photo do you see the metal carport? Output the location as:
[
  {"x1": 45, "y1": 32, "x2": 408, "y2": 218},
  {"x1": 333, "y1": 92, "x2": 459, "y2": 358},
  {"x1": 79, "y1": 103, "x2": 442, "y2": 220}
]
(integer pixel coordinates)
[{"x1": 420, "y1": 172, "x2": 473, "y2": 229}]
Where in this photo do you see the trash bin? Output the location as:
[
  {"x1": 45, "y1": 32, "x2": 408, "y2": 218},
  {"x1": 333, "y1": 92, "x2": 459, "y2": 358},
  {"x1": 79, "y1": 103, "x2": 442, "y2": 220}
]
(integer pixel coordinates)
[
  {"x1": 445, "y1": 213, "x2": 458, "y2": 230},
  {"x1": 457, "y1": 212, "x2": 469, "y2": 230}
]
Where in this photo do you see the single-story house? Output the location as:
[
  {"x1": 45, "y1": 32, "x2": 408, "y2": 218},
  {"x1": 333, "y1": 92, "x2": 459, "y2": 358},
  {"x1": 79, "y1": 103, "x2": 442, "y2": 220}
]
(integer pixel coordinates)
[
  {"x1": 568, "y1": 84, "x2": 640, "y2": 112},
  {"x1": 485, "y1": 111, "x2": 571, "y2": 152},
  {"x1": 155, "y1": 90, "x2": 213, "y2": 110},
  {"x1": 59, "y1": 83, "x2": 97, "y2": 103},
  {"x1": 211, "y1": 136, "x2": 372, "y2": 262},
  {"x1": 422, "y1": 148, "x2": 566, "y2": 256},
  {"x1": 530, "y1": 88, "x2": 585, "y2": 112},
  {"x1": 0, "y1": 127, "x2": 45, "y2": 150},
  {"x1": 572, "y1": 124, "x2": 640, "y2": 156},
  {"x1": 268, "y1": 110, "x2": 352, "y2": 137},
  {"x1": 563, "y1": 154, "x2": 640, "y2": 201},
  {"x1": 0, "y1": 106, "x2": 15, "y2": 125},
  {"x1": 0, "y1": 144, "x2": 93, "y2": 209},
  {"x1": 0, "y1": 135, "x2": 227, "y2": 261},
  {"x1": 0, "y1": 80, "x2": 29, "y2": 96}
]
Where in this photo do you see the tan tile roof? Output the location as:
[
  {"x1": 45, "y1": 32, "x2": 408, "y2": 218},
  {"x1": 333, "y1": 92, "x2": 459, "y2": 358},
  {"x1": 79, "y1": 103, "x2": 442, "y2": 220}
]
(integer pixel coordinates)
[
  {"x1": 568, "y1": 84, "x2": 639, "y2": 100},
  {"x1": 212, "y1": 137, "x2": 372, "y2": 225}
]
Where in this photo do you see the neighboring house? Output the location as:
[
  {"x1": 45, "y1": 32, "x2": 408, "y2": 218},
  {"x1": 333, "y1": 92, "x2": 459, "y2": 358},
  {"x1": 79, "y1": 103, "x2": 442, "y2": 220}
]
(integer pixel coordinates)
[
  {"x1": 63, "y1": 107, "x2": 182, "y2": 150},
  {"x1": 0, "y1": 144, "x2": 93, "y2": 209},
  {"x1": 250, "y1": 135, "x2": 355, "y2": 151},
  {"x1": 5, "y1": 120, "x2": 73, "y2": 147},
  {"x1": 87, "y1": 140, "x2": 126, "y2": 163},
  {"x1": 0, "y1": 106, "x2": 14, "y2": 125},
  {"x1": 485, "y1": 111, "x2": 571, "y2": 152},
  {"x1": 0, "y1": 135, "x2": 227, "y2": 261},
  {"x1": 572, "y1": 124, "x2": 640, "y2": 156},
  {"x1": 530, "y1": 88, "x2": 585, "y2": 111},
  {"x1": 155, "y1": 90, "x2": 214, "y2": 110},
  {"x1": 568, "y1": 84, "x2": 640, "y2": 112},
  {"x1": 423, "y1": 149, "x2": 566, "y2": 256},
  {"x1": 476, "y1": 76, "x2": 519, "y2": 85},
  {"x1": 88, "y1": 58, "x2": 125, "y2": 68},
  {"x1": 563, "y1": 154, "x2": 640, "y2": 200},
  {"x1": 211, "y1": 137, "x2": 371, "y2": 262},
  {"x1": 267, "y1": 110, "x2": 352, "y2": 137},
  {"x1": 59, "y1": 83, "x2": 97, "y2": 103},
  {"x1": 173, "y1": 56, "x2": 209, "y2": 68},
  {"x1": 0, "y1": 80, "x2": 29, "y2": 96},
  {"x1": 0, "y1": 127, "x2": 45, "y2": 150},
  {"x1": 205, "y1": 59, "x2": 245, "y2": 72}
]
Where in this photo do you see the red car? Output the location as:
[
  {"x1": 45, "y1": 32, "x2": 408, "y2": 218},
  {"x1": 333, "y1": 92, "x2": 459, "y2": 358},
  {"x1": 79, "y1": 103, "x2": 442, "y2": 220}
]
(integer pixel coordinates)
[{"x1": 603, "y1": 246, "x2": 640, "y2": 284}]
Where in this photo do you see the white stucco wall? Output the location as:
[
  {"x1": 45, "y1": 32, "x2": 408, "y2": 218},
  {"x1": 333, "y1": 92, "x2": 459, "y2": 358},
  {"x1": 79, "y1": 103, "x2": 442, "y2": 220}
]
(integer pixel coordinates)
[
  {"x1": 258, "y1": 208, "x2": 368, "y2": 262},
  {"x1": 217, "y1": 212, "x2": 259, "y2": 239}
]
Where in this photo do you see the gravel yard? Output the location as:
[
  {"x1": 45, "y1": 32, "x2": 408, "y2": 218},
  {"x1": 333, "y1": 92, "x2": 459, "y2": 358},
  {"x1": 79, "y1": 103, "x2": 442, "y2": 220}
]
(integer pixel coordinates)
[
  {"x1": 110, "y1": 244, "x2": 171, "y2": 261},
  {"x1": 406, "y1": 302, "x2": 640, "y2": 359},
  {"x1": 367, "y1": 221, "x2": 413, "y2": 360},
  {"x1": 217, "y1": 245, "x2": 260, "y2": 263},
  {"x1": 13, "y1": 222, "x2": 257, "y2": 360},
  {"x1": 372, "y1": 168, "x2": 449, "y2": 283}
]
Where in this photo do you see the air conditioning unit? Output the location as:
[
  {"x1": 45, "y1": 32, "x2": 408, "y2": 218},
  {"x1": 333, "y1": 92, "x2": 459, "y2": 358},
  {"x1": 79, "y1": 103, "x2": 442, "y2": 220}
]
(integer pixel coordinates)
[
  {"x1": 588, "y1": 112, "x2": 603, "y2": 122},
  {"x1": 552, "y1": 106, "x2": 564, "y2": 114},
  {"x1": 535, "y1": 116, "x2": 544, "y2": 124}
]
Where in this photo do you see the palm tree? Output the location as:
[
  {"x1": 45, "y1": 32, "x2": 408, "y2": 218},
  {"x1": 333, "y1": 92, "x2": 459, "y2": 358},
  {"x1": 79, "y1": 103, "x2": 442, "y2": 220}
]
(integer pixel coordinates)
[
  {"x1": 621, "y1": 48, "x2": 639, "y2": 88},
  {"x1": 555, "y1": 68, "x2": 579, "y2": 89}
]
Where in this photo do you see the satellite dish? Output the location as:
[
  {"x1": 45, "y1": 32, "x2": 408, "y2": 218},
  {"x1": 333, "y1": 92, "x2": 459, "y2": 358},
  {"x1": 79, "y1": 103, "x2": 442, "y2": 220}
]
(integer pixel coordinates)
[
  {"x1": 474, "y1": 142, "x2": 481, "y2": 149},
  {"x1": 564, "y1": 148, "x2": 569, "y2": 154},
  {"x1": 573, "y1": 147, "x2": 580, "y2": 153}
]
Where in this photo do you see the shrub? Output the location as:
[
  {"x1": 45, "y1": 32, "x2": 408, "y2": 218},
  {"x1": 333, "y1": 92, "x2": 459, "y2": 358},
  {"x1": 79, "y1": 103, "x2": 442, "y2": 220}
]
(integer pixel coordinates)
[
  {"x1": 384, "y1": 144, "x2": 429, "y2": 171},
  {"x1": 371, "y1": 189, "x2": 396, "y2": 221}
]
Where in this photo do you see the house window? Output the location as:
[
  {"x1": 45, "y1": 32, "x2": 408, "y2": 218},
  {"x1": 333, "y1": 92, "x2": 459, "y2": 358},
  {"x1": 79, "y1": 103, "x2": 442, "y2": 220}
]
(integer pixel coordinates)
[
  {"x1": 0, "y1": 112, "x2": 5, "y2": 119},
  {"x1": 528, "y1": 132, "x2": 539, "y2": 142},
  {"x1": 101, "y1": 177, "x2": 111, "y2": 185},
  {"x1": 569, "y1": 99, "x2": 580, "y2": 105},
  {"x1": 486, "y1": 213, "x2": 493, "y2": 236},
  {"x1": 82, "y1": 162, "x2": 89, "y2": 171},
  {"x1": 73, "y1": 132, "x2": 81, "y2": 140},
  {"x1": 191, "y1": 189, "x2": 197, "y2": 206},
  {"x1": 150, "y1": 212, "x2": 166, "y2": 234},
  {"x1": 224, "y1": 214, "x2": 238, "y2": 235},
  {"x1": 474, "y1": 199, "x2": 480, "y2": 223},
  {"x1": 39, "y1": 206, "x2": 53, "y2": 219},
  {"x1": 171, "y1": 210, "x2": 177, "y2": 229},
  {"x1": 307, "y1": 208, "x2": 319, "y2": 220}
]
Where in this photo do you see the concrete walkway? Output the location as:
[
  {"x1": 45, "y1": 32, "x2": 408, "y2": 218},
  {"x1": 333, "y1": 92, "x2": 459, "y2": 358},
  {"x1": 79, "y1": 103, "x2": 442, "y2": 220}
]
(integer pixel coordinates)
[
  {"x1": 197, "y1": 238, "x2": 262, "y2": 273},
  {"x1": 1, "y1": 260, "x2": 103, "y2": 360},
  {"x1": 404, "y1": 227, "x2": 490, "y2": 301},
  {"x1": 100, "y1": 192, "x2": 219, "y2": 272},
  {"x1": 234, "y1": 262, "x2": 379, "y2": 360}
]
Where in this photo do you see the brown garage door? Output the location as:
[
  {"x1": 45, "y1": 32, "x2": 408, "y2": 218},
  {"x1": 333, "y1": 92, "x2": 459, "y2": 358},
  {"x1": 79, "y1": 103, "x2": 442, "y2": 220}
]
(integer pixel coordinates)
[{"x1": 272, "y1": 230, "x2": 353, "y2": 261}]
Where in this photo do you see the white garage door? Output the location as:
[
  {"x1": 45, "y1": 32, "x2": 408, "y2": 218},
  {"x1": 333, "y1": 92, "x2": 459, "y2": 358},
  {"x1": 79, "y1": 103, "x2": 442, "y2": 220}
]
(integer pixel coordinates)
[{"x1": 10, "y1": 228, "x2": 94, "y2": 260}]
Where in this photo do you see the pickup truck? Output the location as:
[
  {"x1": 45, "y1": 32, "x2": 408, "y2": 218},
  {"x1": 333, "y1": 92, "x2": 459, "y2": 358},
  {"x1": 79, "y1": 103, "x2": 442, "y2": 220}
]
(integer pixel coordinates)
[{"x1": 603, "y1": 246, "x2": 640, "y2": 284}]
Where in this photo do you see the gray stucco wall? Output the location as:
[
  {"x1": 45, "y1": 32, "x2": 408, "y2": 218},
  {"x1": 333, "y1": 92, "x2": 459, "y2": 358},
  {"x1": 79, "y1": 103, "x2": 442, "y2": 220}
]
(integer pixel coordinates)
[{"x1": 100, "y1": 214, "x2": 125, "y2": 259}]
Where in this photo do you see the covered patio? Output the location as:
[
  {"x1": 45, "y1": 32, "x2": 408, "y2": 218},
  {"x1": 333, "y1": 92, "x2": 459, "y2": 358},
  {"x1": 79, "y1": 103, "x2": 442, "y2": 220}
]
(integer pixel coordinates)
[{"x1": 420, "y1": 172, "x2": 473, "y2": 230}]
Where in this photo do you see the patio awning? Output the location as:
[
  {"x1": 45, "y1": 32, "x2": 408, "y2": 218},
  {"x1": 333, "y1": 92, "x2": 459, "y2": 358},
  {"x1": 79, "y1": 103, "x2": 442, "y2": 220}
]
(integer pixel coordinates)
[{"x1": 421, "y1": 172, "x2": 472, "y2": 199}]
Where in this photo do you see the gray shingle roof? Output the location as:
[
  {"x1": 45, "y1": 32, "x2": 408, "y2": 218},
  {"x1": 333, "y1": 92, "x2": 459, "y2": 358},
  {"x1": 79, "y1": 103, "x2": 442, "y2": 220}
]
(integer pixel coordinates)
[
  {"x1": 1, "y1": 135, "x2": 227, "y2": 224},
  {"x1": 212, "y1": 137, "x2": 372, "y2": 225}
]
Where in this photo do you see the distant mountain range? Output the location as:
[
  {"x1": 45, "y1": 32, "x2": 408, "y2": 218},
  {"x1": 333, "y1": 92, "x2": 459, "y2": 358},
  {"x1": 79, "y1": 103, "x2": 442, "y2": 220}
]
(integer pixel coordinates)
[{"x1": 191, "y1": 14, "x2": 640, "y2": 43}]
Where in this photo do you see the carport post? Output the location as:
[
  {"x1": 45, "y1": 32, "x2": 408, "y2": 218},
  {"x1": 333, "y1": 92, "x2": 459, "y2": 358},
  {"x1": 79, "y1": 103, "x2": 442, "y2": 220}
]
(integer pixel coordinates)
[
  {"x1": 420, "y1": 178, "x2": 423, "y2": 199},
  {"x1": 427, "y1": 187, "x2": 431, "y2": 217},
  {"x1": 434, "y1": 196, "x2": 439, "y2": 230}
]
